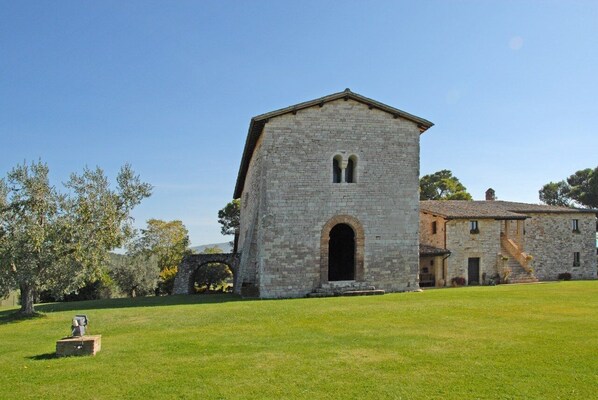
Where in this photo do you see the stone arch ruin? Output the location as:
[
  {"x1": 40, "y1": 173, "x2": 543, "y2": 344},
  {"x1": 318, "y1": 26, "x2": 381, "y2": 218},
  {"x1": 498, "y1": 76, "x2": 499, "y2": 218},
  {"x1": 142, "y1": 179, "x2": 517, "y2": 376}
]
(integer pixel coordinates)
[{"x1": 173, "y1": 253, "x2": 241, "y2": 295}]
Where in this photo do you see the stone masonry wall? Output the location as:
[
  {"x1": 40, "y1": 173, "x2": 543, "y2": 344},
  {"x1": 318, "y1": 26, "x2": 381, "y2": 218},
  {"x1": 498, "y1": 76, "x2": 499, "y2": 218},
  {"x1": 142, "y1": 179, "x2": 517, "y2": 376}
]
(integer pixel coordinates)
[
  {"x1": 236, "y1": 133, "x2": 266, "y2": 293},
  {"x1": 524, "y1": 212, "x2": 597, "y2": 280},
  {"x1": 445, "y1": 219, "x2": 501, "y2": 284},
  {"x1": 419, "y1": 212, "x2": 446, "y2": 249},
  {"x1": 239, "y1": 98, "x2": 422, "y2": 298}
]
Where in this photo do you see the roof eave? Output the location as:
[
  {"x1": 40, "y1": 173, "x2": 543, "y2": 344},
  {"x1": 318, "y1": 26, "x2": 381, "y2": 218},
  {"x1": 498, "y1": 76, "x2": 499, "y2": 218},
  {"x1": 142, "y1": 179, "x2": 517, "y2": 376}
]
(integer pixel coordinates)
[
  {"x1": 445, "y1": 216, "x2": 528, "y2": 221},
  {"x1": 251, "y1": 89, "x2": 434, "y2": 132},
  {"x1": 233, "y1": 118, "x2": 265, "y2": 199}
]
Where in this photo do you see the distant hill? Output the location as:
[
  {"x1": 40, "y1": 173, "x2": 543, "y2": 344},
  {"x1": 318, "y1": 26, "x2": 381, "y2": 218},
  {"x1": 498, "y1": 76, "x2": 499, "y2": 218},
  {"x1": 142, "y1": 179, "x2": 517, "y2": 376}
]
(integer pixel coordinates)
[{"x1": 191, "y1": 241, "x2": 233, "y2": 254}]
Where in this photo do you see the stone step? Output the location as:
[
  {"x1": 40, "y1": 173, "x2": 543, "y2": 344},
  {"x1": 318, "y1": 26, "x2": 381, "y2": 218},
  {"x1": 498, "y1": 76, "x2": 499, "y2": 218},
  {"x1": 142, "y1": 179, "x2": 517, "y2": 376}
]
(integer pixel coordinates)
[
  {"x1": 308, "y1": 285, "x2": 383, "y2": 298},
  {"x1": 507, "y1": 276, "x2": 539, "y2": 284},
  {"x1": 501, "y1": 248, "x2": 539, "y2": 284},
  {"x1": 320, "y1": 282, "x2": 374, "y2": 289},
  {"x1": 341, "y1": 289, "x2": 385, "y2": 296},
  {"x1": 313, "y1": 287, "x2": 376, "y2": 293},
  {"x1": 307, "y1": 290, "x2": 341, "y2": 298}
]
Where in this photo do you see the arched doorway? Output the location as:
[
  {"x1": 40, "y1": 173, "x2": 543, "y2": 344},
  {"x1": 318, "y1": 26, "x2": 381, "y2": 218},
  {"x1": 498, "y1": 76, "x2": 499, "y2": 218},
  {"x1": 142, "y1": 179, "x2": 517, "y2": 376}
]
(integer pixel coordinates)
[
  {"x1": 320, "y1": 215, "x2": 364, "y2": 285},
  {"x1": 328, "y1": 224, "x2": 355, "y2": 281}
]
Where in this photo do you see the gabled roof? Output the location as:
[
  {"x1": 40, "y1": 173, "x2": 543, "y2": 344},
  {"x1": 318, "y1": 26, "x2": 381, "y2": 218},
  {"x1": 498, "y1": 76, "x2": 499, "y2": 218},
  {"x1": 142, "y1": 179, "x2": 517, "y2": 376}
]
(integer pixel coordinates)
[
  {"x1": 420, "y1": 200, "x2": 597, "y2": 220},
  {"x1": 233, "y1": 89, "x2": 434, "y2": 198}
]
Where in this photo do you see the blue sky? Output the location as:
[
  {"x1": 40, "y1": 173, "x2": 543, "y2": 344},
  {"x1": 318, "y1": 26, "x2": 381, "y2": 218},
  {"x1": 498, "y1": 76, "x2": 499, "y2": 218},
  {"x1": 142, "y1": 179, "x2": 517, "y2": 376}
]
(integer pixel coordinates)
[{"x1": 1, "y1": 1, "x2": 597, "y2": 246}]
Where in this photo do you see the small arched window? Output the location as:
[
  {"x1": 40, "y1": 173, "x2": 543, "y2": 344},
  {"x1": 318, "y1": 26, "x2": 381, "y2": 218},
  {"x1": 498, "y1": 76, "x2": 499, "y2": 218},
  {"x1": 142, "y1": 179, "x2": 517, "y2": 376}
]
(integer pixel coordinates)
[
  {"x1": 345, "y1": 156, "x2": 356, "y2": 183},
  {"x1": 332, "y1": 156, "x2": 342, "y2": 183}
]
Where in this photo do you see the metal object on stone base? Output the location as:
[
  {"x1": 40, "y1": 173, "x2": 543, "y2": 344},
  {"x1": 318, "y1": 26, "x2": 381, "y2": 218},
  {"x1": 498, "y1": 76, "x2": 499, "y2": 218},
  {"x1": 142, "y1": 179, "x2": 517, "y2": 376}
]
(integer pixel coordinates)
[{"x1": 71, "y1": 314, "x2": 88, "y2": 337}]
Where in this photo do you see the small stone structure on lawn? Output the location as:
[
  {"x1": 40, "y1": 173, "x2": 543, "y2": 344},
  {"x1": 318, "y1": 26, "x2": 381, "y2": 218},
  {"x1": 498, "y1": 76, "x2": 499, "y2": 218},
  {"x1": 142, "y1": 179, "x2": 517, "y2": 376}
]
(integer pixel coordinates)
[
  {"x1": 56, "y1": 315, "x2": 101, "y2": 357},
  {"x1": 56, "y1": 335, "x2": 102, "y2": 357}
]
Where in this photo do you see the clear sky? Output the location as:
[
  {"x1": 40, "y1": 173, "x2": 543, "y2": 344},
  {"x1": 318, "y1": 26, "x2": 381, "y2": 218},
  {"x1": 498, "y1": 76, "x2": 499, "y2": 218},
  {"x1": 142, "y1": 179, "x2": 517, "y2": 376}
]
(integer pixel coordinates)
[{"x1": 1, "y1": 1, "x2": 597, "y2": 246}]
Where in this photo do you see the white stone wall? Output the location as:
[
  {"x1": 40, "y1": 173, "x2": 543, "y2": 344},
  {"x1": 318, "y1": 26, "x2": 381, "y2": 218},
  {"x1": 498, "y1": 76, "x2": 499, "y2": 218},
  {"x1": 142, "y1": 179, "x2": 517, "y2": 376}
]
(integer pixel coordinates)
[
  {"x1": 524, "y1": 213, "x2": 597, "y2": 280},
  {"x1": 237, "y1": 98, "x2": 422, "y2": 298}
]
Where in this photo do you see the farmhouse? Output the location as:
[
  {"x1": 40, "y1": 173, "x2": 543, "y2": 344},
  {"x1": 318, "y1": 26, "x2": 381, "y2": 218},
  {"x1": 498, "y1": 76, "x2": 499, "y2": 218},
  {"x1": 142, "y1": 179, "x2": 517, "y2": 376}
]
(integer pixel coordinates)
[
  {"x1": 419, "y1": 189, "x2": 598, "y2": 287},
  {"x1": 232, "y1": 89, "x2": 433, "y2": 298}
]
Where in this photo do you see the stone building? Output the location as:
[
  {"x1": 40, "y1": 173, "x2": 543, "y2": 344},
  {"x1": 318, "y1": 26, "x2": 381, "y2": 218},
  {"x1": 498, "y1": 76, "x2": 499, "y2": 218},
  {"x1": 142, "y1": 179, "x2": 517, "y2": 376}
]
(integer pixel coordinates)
[
  {"x1": 419, "y1": 190, "x2": 598, "y2": 287},
  {"x1": 233, "y1": 89, "x2": 433, "y2": 298}
]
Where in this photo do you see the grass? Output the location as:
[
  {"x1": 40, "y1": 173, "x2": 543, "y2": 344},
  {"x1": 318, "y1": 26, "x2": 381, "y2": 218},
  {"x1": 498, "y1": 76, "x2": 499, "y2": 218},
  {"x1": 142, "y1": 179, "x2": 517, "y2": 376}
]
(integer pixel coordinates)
[{"x1": 1, "y1": 281, "x2": 597, "y2": 399}]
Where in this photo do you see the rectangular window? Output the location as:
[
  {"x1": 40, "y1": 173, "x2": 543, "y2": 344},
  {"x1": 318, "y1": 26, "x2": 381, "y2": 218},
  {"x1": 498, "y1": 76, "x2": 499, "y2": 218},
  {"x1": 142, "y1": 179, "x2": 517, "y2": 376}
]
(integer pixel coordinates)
[
  {"x1": 573, "y1": 252, "x2": 581, "y2": 266},
  {"x1": 432, "y1": 221, "x2": 437, "y2": 234},
  {"x1": 572, "y1": 219, "x2": 580, "y2": 233},
  {"x1": 469, "y1": 220, "x2": 479, "y2": 234}
]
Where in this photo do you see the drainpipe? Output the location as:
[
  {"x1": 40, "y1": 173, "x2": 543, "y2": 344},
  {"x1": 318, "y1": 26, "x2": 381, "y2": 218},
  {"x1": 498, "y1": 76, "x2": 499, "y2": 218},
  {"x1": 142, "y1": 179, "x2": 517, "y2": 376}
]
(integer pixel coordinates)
[
  {"x1": 444, "y1": 219, "x2": 449, "y2": 250},
  {"x1": 441, "y1": 253, "x2": 451, "y2": 283},
  {"x1": 443, "y1": 219, "x2": 450, "y2": 284}
]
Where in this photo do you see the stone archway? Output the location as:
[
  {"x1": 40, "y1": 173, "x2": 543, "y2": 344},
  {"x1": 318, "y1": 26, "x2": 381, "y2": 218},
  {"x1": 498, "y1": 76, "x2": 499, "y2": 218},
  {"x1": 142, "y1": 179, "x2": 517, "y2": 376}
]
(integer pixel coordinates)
[
  {"x1": 173, "y1": 253, "x2": 241, "y2": 295},
  {"x1": 320, "y1": 215, "x2": 364, "y2": 284}
]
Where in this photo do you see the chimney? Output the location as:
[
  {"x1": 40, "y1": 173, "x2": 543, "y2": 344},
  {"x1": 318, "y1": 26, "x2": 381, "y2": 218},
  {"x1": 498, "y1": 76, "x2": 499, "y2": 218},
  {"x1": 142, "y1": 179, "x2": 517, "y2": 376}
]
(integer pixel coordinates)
[{"x1": 485, "y1": 188, "x2": 496, "y2": 201}]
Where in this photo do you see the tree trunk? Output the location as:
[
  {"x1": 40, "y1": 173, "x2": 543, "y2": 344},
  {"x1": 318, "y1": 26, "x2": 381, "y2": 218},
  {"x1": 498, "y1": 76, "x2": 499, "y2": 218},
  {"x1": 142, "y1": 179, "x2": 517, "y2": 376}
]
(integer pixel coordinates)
[{"x1": 19, "y1": 283, "x2": 36, "y2": 315}]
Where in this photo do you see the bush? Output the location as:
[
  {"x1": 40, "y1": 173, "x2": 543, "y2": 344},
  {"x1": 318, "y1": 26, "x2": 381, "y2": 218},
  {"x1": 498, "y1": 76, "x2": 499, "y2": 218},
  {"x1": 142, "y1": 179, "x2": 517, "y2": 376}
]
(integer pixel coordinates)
[
  {"x1": 451, "y1": 277, "x2": 467, "y2": 286},
  {"x1": 156, "y1": 266, "x2": 178, "y2": 295},
  {"x1": 485, "y1": 273, "x2": 499, "y2": 286},
  {"x1": 558, "y1": 272, "x2": 572, "y2": 281}
]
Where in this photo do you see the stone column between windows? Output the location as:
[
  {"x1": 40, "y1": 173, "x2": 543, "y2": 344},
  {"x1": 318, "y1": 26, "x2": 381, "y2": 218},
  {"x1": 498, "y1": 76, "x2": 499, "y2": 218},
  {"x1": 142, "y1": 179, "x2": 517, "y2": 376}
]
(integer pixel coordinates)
[{"x1": 340, "y1": 159, "x2": 348, "y2": 182}]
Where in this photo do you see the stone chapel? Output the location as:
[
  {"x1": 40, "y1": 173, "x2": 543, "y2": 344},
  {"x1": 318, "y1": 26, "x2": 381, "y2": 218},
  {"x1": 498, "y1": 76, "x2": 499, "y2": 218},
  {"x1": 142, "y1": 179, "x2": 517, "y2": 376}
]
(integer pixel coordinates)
[{"x1": 232, "y1": 89, "x2": 433, "y2": 298}]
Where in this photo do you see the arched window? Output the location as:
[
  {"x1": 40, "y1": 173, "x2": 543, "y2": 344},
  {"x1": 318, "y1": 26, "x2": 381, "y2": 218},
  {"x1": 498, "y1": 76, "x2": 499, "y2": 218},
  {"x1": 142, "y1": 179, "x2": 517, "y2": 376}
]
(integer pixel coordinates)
[
  {"x1": 345, "y1": 156, "x2": 356, "y2": 183},
  {"x1": 332, "y1": 156, "x2": 342, "y2": 183}
]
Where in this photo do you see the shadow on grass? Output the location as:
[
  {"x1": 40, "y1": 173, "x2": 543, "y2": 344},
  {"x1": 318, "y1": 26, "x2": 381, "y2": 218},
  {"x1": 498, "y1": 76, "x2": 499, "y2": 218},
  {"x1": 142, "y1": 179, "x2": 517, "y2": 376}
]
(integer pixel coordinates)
[
  {"x1": 0, "y1": 310, "x2": 47, "y2": 325},
  {"x1": 27, "y1": 352, "x2": 58, "y2": 361},
  {"x1": 0, "y1": 293, "x2": 245, "y2": 324},
  {"x1": 36, "y1": 293, "x2": 245, "y2": 313}
]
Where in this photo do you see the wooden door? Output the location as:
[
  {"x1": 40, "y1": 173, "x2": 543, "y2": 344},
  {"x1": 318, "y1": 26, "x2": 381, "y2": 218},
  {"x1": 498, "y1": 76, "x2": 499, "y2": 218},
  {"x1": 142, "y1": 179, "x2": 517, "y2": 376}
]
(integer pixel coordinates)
[{"x1": 468, "y1": 258, "x2": 480, "y2": 285}]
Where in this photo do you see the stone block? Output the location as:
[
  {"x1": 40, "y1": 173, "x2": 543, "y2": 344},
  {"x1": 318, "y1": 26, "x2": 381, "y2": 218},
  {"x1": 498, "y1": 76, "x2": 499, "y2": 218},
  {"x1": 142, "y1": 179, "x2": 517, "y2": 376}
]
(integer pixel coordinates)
[{"x1": 56, "y1": 335, "x2": 101, "y2": 357}]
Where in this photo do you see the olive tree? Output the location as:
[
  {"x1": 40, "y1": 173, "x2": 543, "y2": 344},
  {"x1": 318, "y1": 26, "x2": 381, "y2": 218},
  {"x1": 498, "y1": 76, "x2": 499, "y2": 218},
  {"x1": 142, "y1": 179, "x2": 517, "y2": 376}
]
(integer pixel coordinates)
[{"x1": 0, "y1": 160, "x2": 151, "y2": 315}]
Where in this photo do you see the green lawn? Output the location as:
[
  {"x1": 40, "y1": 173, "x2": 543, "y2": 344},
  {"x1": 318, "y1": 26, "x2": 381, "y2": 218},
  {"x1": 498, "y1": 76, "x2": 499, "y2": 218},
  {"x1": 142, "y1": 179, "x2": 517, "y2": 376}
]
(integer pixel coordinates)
[{"x1": 1, "y1": 281, "x2": 597, "y2": 399}]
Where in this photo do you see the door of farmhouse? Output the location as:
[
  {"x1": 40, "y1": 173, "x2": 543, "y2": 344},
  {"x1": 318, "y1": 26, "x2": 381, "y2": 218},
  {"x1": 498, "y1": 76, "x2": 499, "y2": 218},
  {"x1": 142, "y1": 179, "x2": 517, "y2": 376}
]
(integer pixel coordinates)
[{"x1": 468, "y1": 257, "x2": 480, "y2": 285}]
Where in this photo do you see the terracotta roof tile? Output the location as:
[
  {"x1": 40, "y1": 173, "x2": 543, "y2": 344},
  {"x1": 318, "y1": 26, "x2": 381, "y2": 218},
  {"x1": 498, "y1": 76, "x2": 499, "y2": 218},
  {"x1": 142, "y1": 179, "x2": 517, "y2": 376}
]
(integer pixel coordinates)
[
  {"x1": 419, "y1": 244, "x2": 450, "y2": 256},
  {"x1": 420, "y1": 200, "x2": 596, "y2": 219}
]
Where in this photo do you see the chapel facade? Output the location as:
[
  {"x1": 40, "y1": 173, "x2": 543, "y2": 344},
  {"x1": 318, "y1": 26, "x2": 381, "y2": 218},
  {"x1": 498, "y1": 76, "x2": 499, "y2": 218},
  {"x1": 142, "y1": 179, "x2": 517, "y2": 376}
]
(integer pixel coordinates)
[{"x1": 233, "y1": 89, "x2": 433, "y2": 298}]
